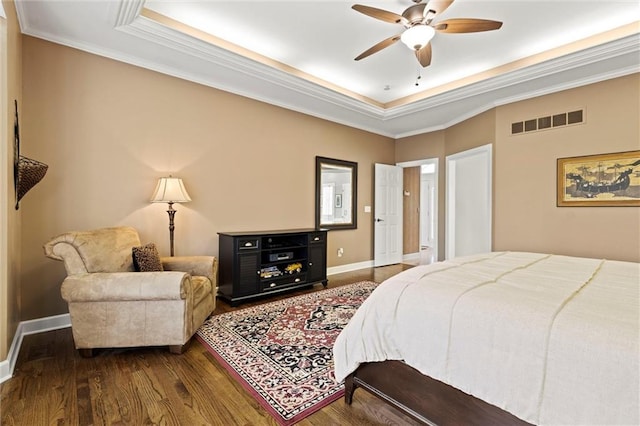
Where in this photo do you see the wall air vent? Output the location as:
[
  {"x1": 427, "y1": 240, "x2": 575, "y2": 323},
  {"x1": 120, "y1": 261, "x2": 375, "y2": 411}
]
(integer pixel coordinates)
[{"x1": 511, "y1": 108, "x2": 584, "y2": 135}]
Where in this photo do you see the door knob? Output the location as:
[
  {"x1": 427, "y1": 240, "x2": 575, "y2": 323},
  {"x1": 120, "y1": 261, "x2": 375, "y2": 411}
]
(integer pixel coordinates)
[{"x1": 375, "y1": 218, "x2": 384, "y2": 222}]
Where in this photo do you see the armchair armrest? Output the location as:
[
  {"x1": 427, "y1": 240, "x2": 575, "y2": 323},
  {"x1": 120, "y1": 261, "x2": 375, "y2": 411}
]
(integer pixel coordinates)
[
  {"x1": 61, "y1": 271, "x2": 191, "y2": 303},
  {"x1": 161, "y1": 256, "x2": 217, "y2": 286}
]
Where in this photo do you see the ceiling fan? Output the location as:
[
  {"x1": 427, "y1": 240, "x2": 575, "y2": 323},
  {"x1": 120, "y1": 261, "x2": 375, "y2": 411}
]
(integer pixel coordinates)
[{"x1": 352, "y1": 0, "x2": 502, "y2": 67}]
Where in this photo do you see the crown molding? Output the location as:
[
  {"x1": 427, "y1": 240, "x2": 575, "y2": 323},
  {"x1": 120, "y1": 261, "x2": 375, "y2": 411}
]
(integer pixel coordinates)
[
  {"x1": 386, "y1": 34, "x2": 640, "y2": 119},
  {"x1": 395, "y1": 62, "x2": 639, "y2": 139},
  {"x1": 117, "y1": 14, "x2": 386, "y2": 118},
  {"x1": 17, "y1": 21, "x2": 397, "y2": 137},
  {"x1": 117, "y1": 10, "x2": 639, "y2": 125},
  {"x1": 114, "y1": 0, "x2": 145, "y2": 27},
  {"x1": 13, "y1": 0, "x2": 27, "y2": 31}
]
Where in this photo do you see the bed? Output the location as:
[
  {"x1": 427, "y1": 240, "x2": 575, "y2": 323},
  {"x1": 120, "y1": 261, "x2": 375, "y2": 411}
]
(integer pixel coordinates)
[{"x1": 333, "y1": 252, "x2": 639, "y2": 425}]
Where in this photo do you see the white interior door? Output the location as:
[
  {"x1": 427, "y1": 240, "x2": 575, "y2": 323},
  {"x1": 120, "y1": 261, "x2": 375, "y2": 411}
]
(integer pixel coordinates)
[
  {"x1": 446, "y1": 144, "x2": 492, "y2": 259},
  {"x1": 374, "y1": 163, "x2": 403, "y2": 266}
]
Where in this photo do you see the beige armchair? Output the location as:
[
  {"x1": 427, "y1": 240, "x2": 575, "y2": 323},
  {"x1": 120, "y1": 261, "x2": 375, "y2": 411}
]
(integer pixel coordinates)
[{"x1": 43, "y1": 226, "x2": 217, "y2": 357}]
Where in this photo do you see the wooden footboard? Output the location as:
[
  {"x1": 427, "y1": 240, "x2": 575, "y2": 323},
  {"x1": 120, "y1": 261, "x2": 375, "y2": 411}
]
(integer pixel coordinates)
[{"x1": 345, "y1": 361, "x2": 532, "y2": 426}]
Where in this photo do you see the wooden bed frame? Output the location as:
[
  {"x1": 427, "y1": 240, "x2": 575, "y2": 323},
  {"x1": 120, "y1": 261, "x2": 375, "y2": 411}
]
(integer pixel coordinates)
[{"x1": 345, "y1": 360, "x2": 532, "y2": 425}]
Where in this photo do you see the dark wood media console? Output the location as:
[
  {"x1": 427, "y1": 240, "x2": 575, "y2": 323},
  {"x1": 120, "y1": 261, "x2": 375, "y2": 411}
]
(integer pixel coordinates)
[{"x1": 217, "y1": 229, "x2": 327, "y2": 306}]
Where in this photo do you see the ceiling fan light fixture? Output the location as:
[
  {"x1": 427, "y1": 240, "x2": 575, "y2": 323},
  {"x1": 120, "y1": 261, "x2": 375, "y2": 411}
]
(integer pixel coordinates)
[{"x1": 401, "y1": 24, "x2": 435, "y2": 50}]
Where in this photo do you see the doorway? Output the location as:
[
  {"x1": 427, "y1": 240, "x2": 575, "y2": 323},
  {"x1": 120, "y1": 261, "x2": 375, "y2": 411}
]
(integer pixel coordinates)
[{"x1": 397, "y1": 158, "x2": 439, "y2": 264}]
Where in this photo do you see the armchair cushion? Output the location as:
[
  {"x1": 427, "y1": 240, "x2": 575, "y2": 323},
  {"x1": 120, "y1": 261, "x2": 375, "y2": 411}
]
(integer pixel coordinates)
[
  {"x1": 161, "y1": 256, "x2": 218, "y2": 285},
  {"x1": 132, "y1": 243, "x2": 163, "y2": 272}
]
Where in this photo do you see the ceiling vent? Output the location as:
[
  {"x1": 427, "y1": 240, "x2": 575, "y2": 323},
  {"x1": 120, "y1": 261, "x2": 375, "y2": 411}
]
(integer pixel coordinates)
[{"x1": 511, "y1": 109, "x2": 584, "y2": 135}]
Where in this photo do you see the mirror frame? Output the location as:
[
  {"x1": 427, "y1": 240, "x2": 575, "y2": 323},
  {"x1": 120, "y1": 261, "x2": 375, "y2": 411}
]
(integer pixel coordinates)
[{"x1": 315, "y1": 156, "x2": 358, "y2": 230}]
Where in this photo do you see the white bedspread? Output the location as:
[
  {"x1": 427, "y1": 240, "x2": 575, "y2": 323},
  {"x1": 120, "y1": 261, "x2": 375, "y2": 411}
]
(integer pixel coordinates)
[{"x1": 333, "y1": 252, "x2": 639, "y2": 425}]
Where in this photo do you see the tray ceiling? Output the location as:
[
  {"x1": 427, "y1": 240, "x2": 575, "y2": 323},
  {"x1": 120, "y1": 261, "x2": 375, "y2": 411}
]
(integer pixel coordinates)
[{"x1": 15, "y1": 0, "x2": 640, "y2": 137}]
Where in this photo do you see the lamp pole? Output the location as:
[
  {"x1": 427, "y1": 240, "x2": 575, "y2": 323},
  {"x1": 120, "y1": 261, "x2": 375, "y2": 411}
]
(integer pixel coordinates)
[{"x1": 166, "y1": 201, "x2": 177, "y2": 256}]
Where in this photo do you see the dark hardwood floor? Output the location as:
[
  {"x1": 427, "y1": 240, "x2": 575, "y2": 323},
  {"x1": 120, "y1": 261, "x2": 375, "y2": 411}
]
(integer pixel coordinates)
[{"x1": 1, "y1": 264, "x2": 421, "y2": 425}]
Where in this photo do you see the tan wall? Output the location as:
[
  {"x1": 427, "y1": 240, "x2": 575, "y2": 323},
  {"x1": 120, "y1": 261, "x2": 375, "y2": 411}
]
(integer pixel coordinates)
[
  {"x1": 494, "y1": 74, "x2": 640, "y2": 262},
  {"x1": 1, "y1": 0, "x2": 22, "y2": 360},
  {"x1": 444, "y1": 110, "x2": 496, "y2": 156},
  {"x1": 20, "y1": 36, "x2": 394, "y2": 320}
]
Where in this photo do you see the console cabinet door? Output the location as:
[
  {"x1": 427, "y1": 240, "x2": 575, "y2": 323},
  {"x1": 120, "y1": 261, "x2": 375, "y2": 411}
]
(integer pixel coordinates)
[
  {"x1": 307, "y1": 232, "x2": 327, "y2": 284},
  {"x1": 236, "y1": 252, "x2": 260, "y2": 297}
]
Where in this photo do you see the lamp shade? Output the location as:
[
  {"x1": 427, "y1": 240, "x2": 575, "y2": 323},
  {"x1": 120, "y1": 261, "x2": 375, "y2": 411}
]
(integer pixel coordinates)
[
  {"x1": 150, "y1": 176, "x2": 191, "y2": 203},
  {"x1": 401, "y1": 25, "x2": 436, "y2": 50}
]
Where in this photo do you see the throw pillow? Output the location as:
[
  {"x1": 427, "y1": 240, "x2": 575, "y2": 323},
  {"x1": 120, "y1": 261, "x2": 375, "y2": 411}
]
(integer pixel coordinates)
[{"x1": 132, "y1": 243, "x2": 164, "y2": 272}]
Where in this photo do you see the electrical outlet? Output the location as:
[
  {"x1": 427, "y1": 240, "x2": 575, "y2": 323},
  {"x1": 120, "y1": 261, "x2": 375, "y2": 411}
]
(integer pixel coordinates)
[{"x1": 337, "y1": 248, "x2": 344, "y2": 257}]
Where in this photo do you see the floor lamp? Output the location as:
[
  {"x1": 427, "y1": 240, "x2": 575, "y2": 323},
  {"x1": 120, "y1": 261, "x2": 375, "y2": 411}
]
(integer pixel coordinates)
[{"x1": 150, "y1": 176, "x2": 191, "y2": 256}]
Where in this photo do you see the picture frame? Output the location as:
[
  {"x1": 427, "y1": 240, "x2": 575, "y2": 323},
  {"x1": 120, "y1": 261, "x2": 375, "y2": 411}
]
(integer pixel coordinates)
[
  {"x1": 557, "y1": 150, "x2": 640, "y2": 207},
  {"x1": 335, "y1": 194, "x2": 342, "y2": 208}
]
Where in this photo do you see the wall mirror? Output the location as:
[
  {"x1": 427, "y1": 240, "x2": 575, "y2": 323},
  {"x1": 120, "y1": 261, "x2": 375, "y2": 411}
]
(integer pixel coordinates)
[{"x1": 315, "y1": 156, "x2": 358, "y2": 230}]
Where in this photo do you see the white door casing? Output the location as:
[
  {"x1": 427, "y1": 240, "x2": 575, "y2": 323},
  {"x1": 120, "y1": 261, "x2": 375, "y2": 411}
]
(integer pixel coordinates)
[
  {"x1": 374, "y1": 163, "x2": 403, "y2": 267},
  {"x1": 420, "y1": 173, "x2": 436, "y2": 248},
  {"x1": 446, "y1": 144, "x2": 492, "y2": 259}
]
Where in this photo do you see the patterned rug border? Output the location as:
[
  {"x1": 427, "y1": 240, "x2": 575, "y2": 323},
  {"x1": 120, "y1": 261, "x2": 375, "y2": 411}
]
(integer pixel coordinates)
[
  {"x1": 196, "y1": 281, "x2": 379, "y2": 426},
  {"x1": 195, "y1": 335, "x2": 345, "y2": 425}
]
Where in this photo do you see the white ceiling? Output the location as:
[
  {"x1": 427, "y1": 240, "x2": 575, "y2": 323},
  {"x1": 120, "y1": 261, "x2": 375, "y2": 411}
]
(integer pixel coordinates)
[{"x1": 15, "y1": 0, "x2": 640, "y2": 137}]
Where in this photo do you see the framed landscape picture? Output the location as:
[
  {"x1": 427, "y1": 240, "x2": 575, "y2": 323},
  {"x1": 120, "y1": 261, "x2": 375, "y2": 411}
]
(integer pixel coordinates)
[{"x1": 557, "y1": 150, "x2": 640, "y2": 207}]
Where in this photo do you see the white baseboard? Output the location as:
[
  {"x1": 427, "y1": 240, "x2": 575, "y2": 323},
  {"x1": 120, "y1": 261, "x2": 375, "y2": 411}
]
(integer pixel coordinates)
[
  {"x1": 0, "y1": 313, "x2": 71, "y2": 383},
  {"x1": 0, "y1": 356, "x2": 9, "y2": 383},
  {"x1": 403, "y1": 252, "x2": 420, "y2": 262},
  {"x1": 327, "y1": 260, "x2": 374, "y2": 276},
  {"x1": 327, "y1": 253, "x2": 427, "y2": 276}
]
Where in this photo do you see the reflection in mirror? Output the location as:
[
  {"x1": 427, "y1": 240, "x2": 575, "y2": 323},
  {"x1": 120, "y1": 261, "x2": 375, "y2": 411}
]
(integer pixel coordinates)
[{"x1": 315, "y1": 156, "x2": 357, "y2": 230}]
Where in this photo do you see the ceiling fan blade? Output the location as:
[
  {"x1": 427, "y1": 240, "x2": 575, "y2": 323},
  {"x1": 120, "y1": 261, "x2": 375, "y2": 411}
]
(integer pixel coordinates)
[
  {"x1": 355, "y1": 34, "x2": 402, "y2": 61},
  {"x1": 415, "y1": 43, "x2": 432, "y2": 67},
  {"x1": 352, "y1": 4, "x2": 404, "y2": 24},
  {"x1": 425, "y1": 0, "x2": 454, "y2": 16},
  {"x1": 433, "y1": 18, "x2": 503, "y2": 33}
]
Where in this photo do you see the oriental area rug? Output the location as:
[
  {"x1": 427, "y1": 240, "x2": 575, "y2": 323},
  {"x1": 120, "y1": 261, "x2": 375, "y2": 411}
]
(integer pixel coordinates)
[{"x1": 195, "y1": 281, "x2": 379, "y2": 425}]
